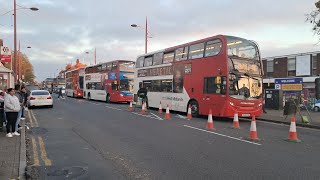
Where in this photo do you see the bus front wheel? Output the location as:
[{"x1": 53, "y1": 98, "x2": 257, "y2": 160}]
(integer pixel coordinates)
[
  {"x1": 106, "y1": 94, "x2": 111, "y2": 103},
  {"x1": 189, "y1": 100, "x2": 199, "y2": 117}
]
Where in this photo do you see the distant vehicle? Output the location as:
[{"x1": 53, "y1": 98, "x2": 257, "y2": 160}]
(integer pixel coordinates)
[
  {"x1": 313, "y1": 100, "x2": 320, "y2": 112},
  {"x1": 28, "y1": 90, "x2": 53, "y2": 108},
  {"x1": 65, "y1": 68, "x2": 85, "y2": 98},
  {"x1": 83, "y1": 60, "x2": 134, "y2": 103}
]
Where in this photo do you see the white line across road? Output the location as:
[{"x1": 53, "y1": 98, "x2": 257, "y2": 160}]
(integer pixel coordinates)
[
  {"x1": 132, "y1": 112, "x2": 163, "y2": 120},
  {"x1": 183, "y1": 125, "x2": 262, "y2": 146},
  {"x1": 105, "y1": 106, "x2": 123, "y2": 111}
]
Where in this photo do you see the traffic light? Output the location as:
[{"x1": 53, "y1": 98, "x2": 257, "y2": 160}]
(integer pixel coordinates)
[{"x1": 316, "y1": 78, "x2": 320, "y2": 100}]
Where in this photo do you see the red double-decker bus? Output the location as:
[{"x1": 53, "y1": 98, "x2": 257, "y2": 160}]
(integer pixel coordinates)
[
  {"x1": 83, "y1": 60, "x2": 134, "y2": 103},
  {"x1": 133, "y1": 35, "x2": 263, "y2": 118},
  {"x1": 65, "y1": 68, "x2": 85, "y2": 98}
]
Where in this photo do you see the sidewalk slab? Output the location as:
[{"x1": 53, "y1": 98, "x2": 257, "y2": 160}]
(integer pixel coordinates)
[
  {"x1": 257, "y1": 109, "x2": 320, "y2": 129},
  {"x1": 0, "y1": 128, "x2": 20, "y2": 179}
]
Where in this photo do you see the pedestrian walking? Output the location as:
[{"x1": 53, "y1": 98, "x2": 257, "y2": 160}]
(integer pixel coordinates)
[
  {"x1": 4, "y1": 88, "x2": 21, "y2": 137},
  {"x1": 58, "y1": 86, "x2": 65, "y2": 99},
  {"x1": 14, "y1": 84, "x2": 24, "y2": 131}
]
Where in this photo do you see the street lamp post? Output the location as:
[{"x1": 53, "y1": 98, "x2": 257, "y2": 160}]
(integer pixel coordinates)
[
  {"x1": 131, "y1": 16, "x2": 149, "y2": 54},
  {"x1": 12, "y1": 0, "x2": 38, "y2": 82},
  {"x1": 85, "y1": 48, "x2": 97, "y2": 65},
  {"x1": 17, "y1": 42, "x2": 31, "y2": 81}
]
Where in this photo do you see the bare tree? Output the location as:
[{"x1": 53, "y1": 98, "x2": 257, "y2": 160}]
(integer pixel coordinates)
[{"x1": 306, "y1": 0, "x2": 320, "y2": 38}]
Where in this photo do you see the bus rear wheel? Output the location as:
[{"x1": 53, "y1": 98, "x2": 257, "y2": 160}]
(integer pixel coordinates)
[
  {"x1": 106, "y1": 94, "x2": 111, "y2": 103},
  {"x1": 189, "y1": 100, "x2": 199, "y2": 117}
]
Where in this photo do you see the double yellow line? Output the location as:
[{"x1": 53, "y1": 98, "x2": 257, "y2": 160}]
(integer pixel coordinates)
[
  {"x1": 28, "y1": 110, "x2": 52, "y2": 166},
  {"x1": 28, "y1": 110, "x2": 39, "y2": 127}
]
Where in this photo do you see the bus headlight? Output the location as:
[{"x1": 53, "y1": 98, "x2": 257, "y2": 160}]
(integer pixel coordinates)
[
  {"x1": 258, "y1": 103, "x2": 262, "y2": 107},
  {"x1": 120, "y1": 94, "x2": 124, "y2": 96},
  {"x1": 229, "y1": 102, "x2": 235, "y2": 106}
]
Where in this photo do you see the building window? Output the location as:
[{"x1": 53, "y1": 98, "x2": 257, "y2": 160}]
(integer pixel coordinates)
[
  {"x1": 313, "y1": 55, "x2": 318, "y2": 76},
  {"x1": 288, "y1": 58, "x2": 296, "y2": 71},
  {"x1": 267, "y1": 60, "x2": 274, "y2": 72},
  {"x1": 288, "y1": 57, "x2": 296, "y2": 76},
  {"x1": 136, "y1": 57, "x2": 144, "y2": 68},
  {"x1": 189, "y1": 43, "x2": 204, "y2": 60}
]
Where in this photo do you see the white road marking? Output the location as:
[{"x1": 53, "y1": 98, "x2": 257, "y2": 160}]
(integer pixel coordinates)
[
  {"x1": 177, "y1": 114, "x2": 187, "y2": 119},
  {"x1": 150, "y1": 113, "x2": 163, "y2": 120},
  {"x1": 132, "y1": 112, "x2": 161, "y2": 120},
  {"x1": 183, "y1": 125, "x2": 262, "y2": 146},
  {"x1": 105, "y1": 106, "x2": 123, "y2": 111}
]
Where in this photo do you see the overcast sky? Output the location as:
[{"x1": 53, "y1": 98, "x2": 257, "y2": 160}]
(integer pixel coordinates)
[{"x1": 0, "y1": 0, "x2": 319, "y2": 81}]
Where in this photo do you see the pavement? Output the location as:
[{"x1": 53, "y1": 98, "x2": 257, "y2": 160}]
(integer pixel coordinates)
[
  {"x1": 22, "y1": 94, "x2": 320, "y2": 179},
  {"x1": 0, "y1": 118, "x2": 26, "y2": 180},
  {"x1": 259, "y1": 109, "x2": 320, "y2": 129}
]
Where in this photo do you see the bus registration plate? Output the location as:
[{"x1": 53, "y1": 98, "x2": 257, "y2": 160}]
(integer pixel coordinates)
[{"x1": 242, "y1": 114, "x2": 250, "y2": 117}]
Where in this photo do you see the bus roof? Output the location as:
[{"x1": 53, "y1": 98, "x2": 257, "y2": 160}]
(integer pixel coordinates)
[
  {"x1": 136, "y1": 34, "x2": 252, "y2": 59},
  {"x1": 84, "y1": 60, "x2": 134, "y2": 69}
]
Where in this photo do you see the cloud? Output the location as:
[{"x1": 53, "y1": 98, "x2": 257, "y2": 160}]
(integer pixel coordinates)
[{"x1": 0, "y1": 0, "x2": 319, "y2": 81}]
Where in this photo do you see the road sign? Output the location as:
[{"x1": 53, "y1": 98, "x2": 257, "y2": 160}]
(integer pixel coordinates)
[
  {"x1": 274, "y1": 78, "x2": 303, "y2": 84},
  {"x1": 0, "y1": 46, "x2": 11, "y2": 62},
  {"x1": 281, "y1": 84, "x2": 303, "y2": 91},
  {"x1": 275, "y1": 84, "x2": 281, "y2": 90}
]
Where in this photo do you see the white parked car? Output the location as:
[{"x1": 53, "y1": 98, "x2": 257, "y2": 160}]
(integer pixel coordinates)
[
  {"x1": 28, "y1": 90, "x2": 53, "y2": 108},
  {"x1": 314, "y1": 100, "x2": 320, "y2": 112}
]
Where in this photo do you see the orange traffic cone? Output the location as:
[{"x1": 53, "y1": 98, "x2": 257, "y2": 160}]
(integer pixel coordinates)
[
  {"x1": 128, "y1": 101, "x2": 133, "y2": 111},
  {"x1": 249, "y1": 115, "x2": 259, "y2": 141},
  {"x1": 141, "y1": 101, "x2": 146, "y2": 114},
  {"x1": 158, "y1": 101, "x2": 163, "y2": 114},
  {"x1": 165, "y1": 104, "x2": 171, "y2": 120},
  {"x1": 187, "y1": 105, "x2": 192, "y2": 120},
  {"x1": 286, "y1": 115, "x2": 301, "y2": 142},
  {"x1": 207, "y1": 109, "x2": 215, "y2": 130},
  {"x1": 232, "y1": 112, "x2": 240, "y2": 129}
]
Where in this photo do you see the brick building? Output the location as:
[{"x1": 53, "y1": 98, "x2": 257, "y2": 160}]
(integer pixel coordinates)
[{"x1": 262, "y1": 51, "x2": 320, "y2": 108}]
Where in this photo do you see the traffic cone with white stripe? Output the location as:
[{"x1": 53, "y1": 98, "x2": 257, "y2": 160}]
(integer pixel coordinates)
[
  {"x1": 286, "y1": 115, "x2": 301, "y2": 142},
  {"x1": 165, "y1": 104, "x2": 171, "y2": 120},
  {"x1": 158, "y1": 101, "x2": 163, "y2": 114},
  {"x1": 187, "y1": 105, "x2": 192, "y2": 120},
  {"x1": 249, "y1": 115, "x2": 259, "y2": 141},
  {"x1": 232, "y1": 112, "x2": 240, "y2": 129},
  {"x1": 128, "y1": 101, "x2": 133, "y2": 111},
  {"x1": 207, "y1": 109, "x2": 215, "y2": 130},
  {"x1": 141, "y1": 101, "x2": 146, "y2": 114}
]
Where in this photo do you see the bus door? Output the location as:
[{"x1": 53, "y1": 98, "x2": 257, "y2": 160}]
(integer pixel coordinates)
[{"x1": 201, "y1": 76, "x2": 227, "y2": 115}]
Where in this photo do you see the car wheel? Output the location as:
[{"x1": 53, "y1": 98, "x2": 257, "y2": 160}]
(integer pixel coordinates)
[
  {"x1": 315, "y1": 106, "x2": 319, "y2": 112},
  {"x1": 188, "y1": 100, "x2": 199, "y2": 117}
]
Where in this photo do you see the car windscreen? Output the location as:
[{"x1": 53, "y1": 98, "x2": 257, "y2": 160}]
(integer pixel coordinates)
[{"x1": 32, "y1": 91, "x2": 50, "y2": 96}]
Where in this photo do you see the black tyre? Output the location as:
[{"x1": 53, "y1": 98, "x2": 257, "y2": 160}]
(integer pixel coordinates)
[
  {"x1": 315, "y1": 106, "x2": 319, "y2": 112},
  {"x1": 188, "y1": 100, "x2": 199, "y2": 117}
]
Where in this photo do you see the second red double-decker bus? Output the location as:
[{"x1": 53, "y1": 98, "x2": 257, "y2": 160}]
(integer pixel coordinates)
[
  {"x1": 83, "y1": 60, "x2": 134, "y2": 103},
  {"x1": 133, "y1": 35, "x2": 263, "y2": 118},
  {"x1": 65, "y1": 68, "x2": 85, "y2": 98}
]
